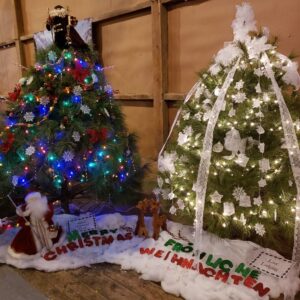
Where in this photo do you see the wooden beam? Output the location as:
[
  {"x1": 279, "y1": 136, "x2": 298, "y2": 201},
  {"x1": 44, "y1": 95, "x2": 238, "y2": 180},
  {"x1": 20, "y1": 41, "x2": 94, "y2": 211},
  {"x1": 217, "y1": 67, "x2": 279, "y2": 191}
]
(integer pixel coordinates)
[
  {"x1": 12, "y1": 0, "x2": 26, "y2": 76},
  {"x1": 152, "y1": 0, "x2": 168, "y2": 154},
  {"x1": 20, "y1": 34, "x2": 34, "y2": 42},
  {"x1": 164, "y1": 93, "x2": 185, "y2": 101},
  {"x1": 93, "y1": 1, "x2": 151, "y2": 23},
  {"x1": 114, "y1": 94, "x2": 153, "y2": 101},
  {"x1": 0, "y1": 40, "x2": 16, "y2": 49}
]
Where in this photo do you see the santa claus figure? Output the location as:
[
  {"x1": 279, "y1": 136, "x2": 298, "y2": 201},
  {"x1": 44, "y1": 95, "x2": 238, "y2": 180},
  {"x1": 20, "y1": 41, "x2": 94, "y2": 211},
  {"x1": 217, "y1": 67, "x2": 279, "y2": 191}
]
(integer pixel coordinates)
[
  {"x1": 46, "y1": 5, "x2": 88, "y2": 49},
  {"x1": 8, "y1": 192, "x2": 63, "y2": 258}
]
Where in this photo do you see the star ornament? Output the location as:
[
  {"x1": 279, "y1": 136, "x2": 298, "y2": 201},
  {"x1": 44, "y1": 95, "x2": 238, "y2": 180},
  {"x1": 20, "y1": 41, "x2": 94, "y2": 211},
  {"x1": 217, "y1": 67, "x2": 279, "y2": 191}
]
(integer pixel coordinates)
[
  {"x1": 258, "y1": 178, "x2": 267, "y2": 187},
  {"x1": 210, "y1": 191, "x2": 223, "y2": 203},
  {"x1": 253, "y1": 196, "x2": 262, "y2": 206},
  {"x1": 252, "y1": 98, "x2": 261, "y2": 108}
]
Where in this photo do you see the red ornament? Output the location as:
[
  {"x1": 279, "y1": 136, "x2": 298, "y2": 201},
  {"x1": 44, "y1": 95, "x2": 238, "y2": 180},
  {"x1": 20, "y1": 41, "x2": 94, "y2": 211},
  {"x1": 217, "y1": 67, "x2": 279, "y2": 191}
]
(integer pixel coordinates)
[
  {"x1": 8, "y1": 84, "x2": 21, "y2": 102},
  {"x1": 0, "y1": 132, "x2": 15, "y2": 153},
  {"x1": 87, "y1": 128, "x2": 108, "y2": 144},
  {"x1": 71, "y1": 61, "x2": 90, "y2": 82}
]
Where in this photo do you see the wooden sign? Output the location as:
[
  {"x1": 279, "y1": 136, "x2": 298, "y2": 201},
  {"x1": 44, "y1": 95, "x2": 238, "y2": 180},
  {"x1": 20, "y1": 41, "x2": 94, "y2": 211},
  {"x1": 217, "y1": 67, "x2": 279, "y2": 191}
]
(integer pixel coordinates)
[
  {"x1": 249, "y1": 251, "x2": 295, "y2": 279},
  {"x1": 68, "y1": 215, "x2": 97, "y2": 233}
]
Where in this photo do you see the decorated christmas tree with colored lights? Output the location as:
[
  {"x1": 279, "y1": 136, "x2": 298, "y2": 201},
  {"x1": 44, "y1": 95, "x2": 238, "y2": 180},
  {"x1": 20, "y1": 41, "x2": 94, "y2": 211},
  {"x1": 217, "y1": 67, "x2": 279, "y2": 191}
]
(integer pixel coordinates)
[
  {"x1": 157, "y1": 3, "x2": 300, "y2": 259},
  {"x1": 0, "y1": 46, "x2": 141, "y2": 213}
]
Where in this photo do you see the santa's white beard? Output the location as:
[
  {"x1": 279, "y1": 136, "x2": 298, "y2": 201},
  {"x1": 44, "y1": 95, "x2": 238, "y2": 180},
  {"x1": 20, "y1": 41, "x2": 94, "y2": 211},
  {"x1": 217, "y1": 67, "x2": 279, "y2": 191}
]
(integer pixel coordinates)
[{"x1": 26, "y1": 196, "x2": 49, "y2": 219}]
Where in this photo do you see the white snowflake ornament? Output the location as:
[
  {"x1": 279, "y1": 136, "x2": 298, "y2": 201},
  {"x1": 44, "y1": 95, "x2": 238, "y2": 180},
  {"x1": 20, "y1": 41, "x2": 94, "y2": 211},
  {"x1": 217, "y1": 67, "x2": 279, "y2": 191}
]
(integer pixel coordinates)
[
  {"x1": 48, "y1": 50, "x2": 57, "y2": 62},
  {"x1": 25, "y1": 145, "x2": 35, "y2": 156},
  {"x1": 24, "y1": 112, "x2": 35, "y2": 122},
  {"x1": 63, "y1": 150, "x2": 74, "y2": 162},
  {"x1": 254, "y1": 223, "x2": 266, "y2": 236},
  {"x1": 235, "y1": 80, "x2": 244, "y2": 90},
  {"x1": 210, "y1": 191, "x2": 223, "y2": 203},
  {"x1": 233, "y1": 92, "x2": 246, "y2": 104},
  {"x1": 40, "y1": 96, "x2": 50, "y2": 106},
  {"x1": 72, "y1": 131, "x2": 80, "y2": 142},
  {"x1": 73, "y1": 85, "x2": 83, "y2": 96},
  {"x1": 233, "y1": 186, "x2": 246, "y2": 202},
  {"x1": 80, "y1": 104, "x2": 91, "y2": 115}
]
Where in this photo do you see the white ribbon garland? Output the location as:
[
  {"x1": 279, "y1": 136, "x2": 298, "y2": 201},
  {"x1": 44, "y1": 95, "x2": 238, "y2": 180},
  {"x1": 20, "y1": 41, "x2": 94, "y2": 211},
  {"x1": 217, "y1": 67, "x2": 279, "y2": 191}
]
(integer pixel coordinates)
[
  {"x1": 194, "y1": 58, "x2": 241, "y2": 251},
  {"x1": 158, "y1": 80, "x2": 202, "y2": 157},
  {"x1": 262, "y1": 53, "x2": 300, "y2": 261}
]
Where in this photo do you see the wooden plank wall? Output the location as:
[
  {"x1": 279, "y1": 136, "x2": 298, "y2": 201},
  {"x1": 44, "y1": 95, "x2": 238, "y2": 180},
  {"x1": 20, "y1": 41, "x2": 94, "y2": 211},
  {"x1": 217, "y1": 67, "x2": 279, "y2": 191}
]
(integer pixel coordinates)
[{"x1": 0, "y1": 0, "x2": 299, "y2": 167}]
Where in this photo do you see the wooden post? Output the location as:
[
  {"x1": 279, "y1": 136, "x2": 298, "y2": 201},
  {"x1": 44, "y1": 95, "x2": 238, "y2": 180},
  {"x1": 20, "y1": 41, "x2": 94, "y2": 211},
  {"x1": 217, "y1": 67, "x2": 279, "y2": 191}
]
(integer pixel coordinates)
[
  {"x1": 151, "y1": 0, "x2": 168, "y2": 154},
  {"x1": 12, "y1": 0, "x2": 26, "y2": 76}
]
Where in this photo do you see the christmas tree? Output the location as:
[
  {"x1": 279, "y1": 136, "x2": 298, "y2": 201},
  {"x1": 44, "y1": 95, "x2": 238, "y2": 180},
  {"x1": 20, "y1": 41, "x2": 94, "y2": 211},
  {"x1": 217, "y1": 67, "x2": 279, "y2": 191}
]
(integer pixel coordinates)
[
  {"x1": 0, "y1": 7, "x2": 142, "y2": 213},
  {"x1": 157, "y1": 3, "x2": 300, "y2": 259}
]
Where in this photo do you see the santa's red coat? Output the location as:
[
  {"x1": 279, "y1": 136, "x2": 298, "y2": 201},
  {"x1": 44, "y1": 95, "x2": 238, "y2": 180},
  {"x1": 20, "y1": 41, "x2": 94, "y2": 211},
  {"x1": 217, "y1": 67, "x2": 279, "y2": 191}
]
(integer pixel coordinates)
[{"x1": 10, "y1": 203, "x2": 62, "y2": 255}]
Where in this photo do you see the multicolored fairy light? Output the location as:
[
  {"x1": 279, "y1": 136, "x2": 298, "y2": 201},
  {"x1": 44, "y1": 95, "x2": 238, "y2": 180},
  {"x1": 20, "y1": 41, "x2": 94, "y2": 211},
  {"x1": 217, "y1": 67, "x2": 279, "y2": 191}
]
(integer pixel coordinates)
[{"x1": 1, "y1": 47, "x2": 139, "y2": 207}]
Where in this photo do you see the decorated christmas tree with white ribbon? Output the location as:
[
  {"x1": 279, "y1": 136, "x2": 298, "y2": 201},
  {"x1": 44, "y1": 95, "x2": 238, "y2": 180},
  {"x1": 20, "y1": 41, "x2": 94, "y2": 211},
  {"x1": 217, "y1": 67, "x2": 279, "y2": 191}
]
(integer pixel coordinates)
[{"x1": 157, "y1": 3, "x2": 300, "y2": 260}]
